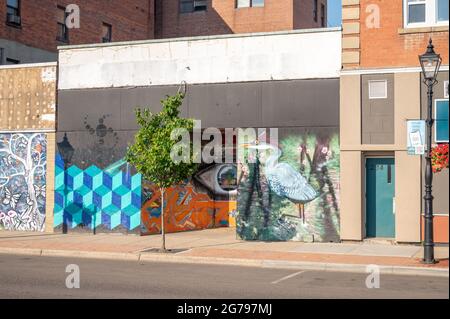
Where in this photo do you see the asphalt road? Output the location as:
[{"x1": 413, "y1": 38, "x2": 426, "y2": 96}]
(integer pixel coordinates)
[{"x1": 0, "y1": 254, "x2": 448, "y2": 299}]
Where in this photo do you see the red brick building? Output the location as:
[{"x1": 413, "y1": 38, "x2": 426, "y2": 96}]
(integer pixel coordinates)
[
  {"x1": 1, "y1": 0, "x2": 327, "y2": 64},
  {"x1": 0, "y1": 0, "x2": 155, "y2": 64},
  {"x1": 155, "y1": 0, "x2": 327, "y2": 39}
]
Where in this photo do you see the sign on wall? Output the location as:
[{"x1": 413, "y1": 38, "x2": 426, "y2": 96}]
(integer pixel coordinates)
[{"x1": 407, "y1": 120, "x2": 426, "y2": 155}]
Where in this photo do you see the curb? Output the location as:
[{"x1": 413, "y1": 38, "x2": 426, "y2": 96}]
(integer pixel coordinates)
[{"x1": 0, "y1": 247, "x2": 448, "y2": 278}]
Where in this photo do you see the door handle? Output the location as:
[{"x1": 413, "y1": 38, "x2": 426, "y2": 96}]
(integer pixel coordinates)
[{"x1": 393, "y1": 197, "x2": 396, "y2": 215}]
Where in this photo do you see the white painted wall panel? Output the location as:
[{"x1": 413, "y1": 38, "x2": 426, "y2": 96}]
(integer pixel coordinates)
[{"x1": 58, "y1": 29, "x2": 342, "y2": 90}]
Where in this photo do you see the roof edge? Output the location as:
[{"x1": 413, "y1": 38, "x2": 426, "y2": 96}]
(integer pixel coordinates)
[{"x1": 58, "y1": 27, "x2": 342, "y2": 51}]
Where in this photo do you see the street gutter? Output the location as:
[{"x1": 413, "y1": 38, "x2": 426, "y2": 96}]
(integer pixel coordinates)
[{"x1": 0, "y1": 247, "x2": 448, "y2": 278}]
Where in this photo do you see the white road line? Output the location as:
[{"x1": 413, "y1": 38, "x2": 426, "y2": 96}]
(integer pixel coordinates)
[{"x1": 271, "y1": 271, "x2": 306, "y2": 285}]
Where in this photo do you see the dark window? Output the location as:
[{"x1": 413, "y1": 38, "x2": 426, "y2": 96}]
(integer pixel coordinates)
[
  {"x1": 236, "y1": 0, "x2": 264, "y2": 8},
  {"x1": 0, "y1": 48, "x2": 4, "y2": 65},
  {"x1": 180, "y1": 0, "x2": 207, "y2": 13},
  {"x1": 6, "y1": 57, "x2": 20, "y2": 65},
  {"x1": 57, "y1": 6, "x2": 69, "y2": 43},
  {"x1": 321, "y1": 3, "x2": 326, "y2": 27},
  {"x1": 313, "y1": 0, "x2": 318, "y2": 22},
  {"x1": 6, "y1": 0, "x2": 21, "y2": 26},
  {"x1": 102, "y1": 23, "x2": 112, "y2": 43}
]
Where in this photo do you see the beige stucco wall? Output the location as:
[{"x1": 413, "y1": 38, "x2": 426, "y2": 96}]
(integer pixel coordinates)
[
  {"x1": 395, "y1": 151, "x2": 421, "y2": 242},
  {"x1": 340, "y1": 75, "x2": 361, "y2": 148},
  {"x1": 340, "y1": 74, "x2": 363, "y2": 240},
  {"x1": 394, "y1": 72, "x2": 422, "y2": 243},
  {"x1": 340, "y1": 151, "x2": 363, "y2": 240},
  {"x1": 340, "y1": 72, "x2": 424, "y2": 242}
]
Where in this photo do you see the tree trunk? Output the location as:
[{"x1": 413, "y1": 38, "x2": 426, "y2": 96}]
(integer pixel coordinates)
[{"x1": 161, "y1": 187, "x2": 166, "y2": 252}]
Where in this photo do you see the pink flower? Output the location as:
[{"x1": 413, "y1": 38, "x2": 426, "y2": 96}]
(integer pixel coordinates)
[{"x1": 7, "y1": 211, "x2": 17, "y2": 218}]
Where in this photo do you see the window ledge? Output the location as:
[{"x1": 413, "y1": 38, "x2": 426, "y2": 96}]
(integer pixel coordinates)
[
  {"x1": 398, "y1": 25, "x2": 449, "y2": 35},
  {"x1": 5, "y1": 22, "x2": 22, "y2": 29},
  {"x1": 179, "y1": 10, "x2": 207, "y2": 15},
  {"x1": 56, "y1": 37, "x2": 69, "y2": 44}
]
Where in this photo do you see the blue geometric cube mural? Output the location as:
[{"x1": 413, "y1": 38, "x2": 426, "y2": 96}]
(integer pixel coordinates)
[{"x1": 54, "y1": 153, "x2": 142, "y2": 232}]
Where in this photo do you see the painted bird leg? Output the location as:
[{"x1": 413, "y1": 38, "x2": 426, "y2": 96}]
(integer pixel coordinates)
[{"x1": 298, "y1": 204, "x2": 305, "y2": 224}]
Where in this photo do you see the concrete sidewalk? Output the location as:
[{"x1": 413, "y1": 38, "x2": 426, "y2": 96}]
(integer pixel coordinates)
[{"x1": 0, "y1": 228, "x2": 448, "y2": 277}]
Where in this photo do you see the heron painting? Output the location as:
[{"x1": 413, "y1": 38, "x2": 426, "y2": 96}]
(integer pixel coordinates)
[
  {"x1": 237, "y1": 131, "x2": 340, "y2": 242},
  {"x1": 243, "y1": 142, "x2": 318, "y2": 223}
]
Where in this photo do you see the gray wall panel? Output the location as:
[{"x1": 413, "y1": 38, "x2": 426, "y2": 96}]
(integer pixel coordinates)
[
  {"x1": 58, "y1": 88, "x2": 122, "y2": 132},
  {"x1": 261, "y1": 79, "x2": 339, "y2": 128},
  {"x1": 188, "y1": 82, "x2": 263, "y2": 128},
  {"x1": 58, "y1": 79, "x2": 340, "y2": 132},
  {"x1": 119, "y1": 85, "x2": 187, "y2": 131},
  {"x1": 361, "y1": 74, "x2": 395, "y2": 145}
]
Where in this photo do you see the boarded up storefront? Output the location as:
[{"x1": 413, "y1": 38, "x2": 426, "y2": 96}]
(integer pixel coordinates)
[{"x1": 0, "y1": 63, "x2": 57, "y2": 232}]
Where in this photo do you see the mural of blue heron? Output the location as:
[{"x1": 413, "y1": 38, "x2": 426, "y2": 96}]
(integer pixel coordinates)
[
  {"x1": 243, "y1": 142, "x2": 318, "y2": 223},
  {"x1": 237, "y1": 131, "x2": 340, "y2": 242}
]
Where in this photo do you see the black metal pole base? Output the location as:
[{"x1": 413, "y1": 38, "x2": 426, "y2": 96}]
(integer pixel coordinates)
[{"x1": 422, "y1": 80, "x2": 436, "y2": 264}]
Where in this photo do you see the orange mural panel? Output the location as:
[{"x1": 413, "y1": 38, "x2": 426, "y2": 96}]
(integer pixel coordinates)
[{"x1": 141, "y1": 183, "x2": 235, "y2": 235}]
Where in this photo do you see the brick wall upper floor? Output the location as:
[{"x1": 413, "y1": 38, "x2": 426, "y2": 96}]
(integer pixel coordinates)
[
  {"x1": 0, "y1": 0, "x2": 154, "y2": 53},
  {"x1": 342, "y1": 0, "x2": 449, "y2": 69},
  {"x1": 155, "y1": 0, "x2": 327, "y2": 39}
]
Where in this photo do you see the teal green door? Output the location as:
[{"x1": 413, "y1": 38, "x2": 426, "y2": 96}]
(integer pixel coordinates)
[{"x1": 366, "y1": 158, "x2": 395, "y2": 238}]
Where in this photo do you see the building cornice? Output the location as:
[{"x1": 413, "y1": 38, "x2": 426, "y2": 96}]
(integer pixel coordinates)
[{"x1": 341, "y1": 65, "x2": 449, "y2": 75}]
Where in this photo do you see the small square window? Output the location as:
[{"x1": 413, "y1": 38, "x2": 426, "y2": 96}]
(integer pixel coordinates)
[
  {"x1": 321, "y1": 3, "x2": 326, "y2": 27},
  {"x1": 6, "y1": 0, "x2": 21, "y2": 26},
  {"x1": 102, "y1": 23, "x2": 112, "y2": 43},
  {"x1": 404, "y1": 0, "x2": 449, "y2": 27},
  {"x1": 236, "y1": 0, "x2": 264, "y2": 8},
  {"x1": 407, "y1": 0, "x2": 426, "y2": 24},
  {"x1": 57, "y1": 6, "x2": 69, "y2": 43},
  {"x1": 180, "y1": 0, "x2": 207, "y2": 13},
  {"x1": 313, "y1": 0, "x2": 318, "y2": 22},
  {"x1": 236, "y1": 0, "x2": 250, "y2": 7},
  {"x1": 368, "y1": 80, "x2": 388, "y2": 99},
  {"x1": 437, "y1": 0, "x2": 449, "y2": 22},
  {"x1": 252, "y1": 0, "x2": 264, "y2": 7}
]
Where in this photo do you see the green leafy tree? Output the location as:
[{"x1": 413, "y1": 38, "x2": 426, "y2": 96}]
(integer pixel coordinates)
[{"x1": 126, "y1": 93, "x2": 198, "y2": 251}]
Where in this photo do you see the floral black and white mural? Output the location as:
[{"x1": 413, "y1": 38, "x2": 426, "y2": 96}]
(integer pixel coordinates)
[
  {"x1": 0, "y1": 133, "x2": 47, "y2": 232},
  {"x1": 237, "y1": 129, "x2": 340, "y2": 242}
]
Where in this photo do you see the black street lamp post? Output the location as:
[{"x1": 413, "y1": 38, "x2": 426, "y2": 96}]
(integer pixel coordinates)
[
  {"x1": 57, "y1": 133, "x2": 74, "y2": 235},
  {"x1": 418, "y1": 38, "x2": 442, "y2": 264}
]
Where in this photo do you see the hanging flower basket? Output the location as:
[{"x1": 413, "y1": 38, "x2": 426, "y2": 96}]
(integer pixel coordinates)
[{"x1": 431, "y1": 143, "x2": 449, "y2": 173}]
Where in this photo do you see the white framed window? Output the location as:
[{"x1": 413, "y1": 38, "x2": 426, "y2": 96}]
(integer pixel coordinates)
[
  {"x1": 236, "y1": 0, "x2": 264, "y2": 8},
  {"x1": 368, "y1": 80, "x2": 388, "y2": 99},
  {"x1": 435, "y1": 99, "x2": 449, "y2": 143},
  {"x1": 404, "y1": 0, "x2": 449, "y2": 28},
  {"x1": 444, "y1": 80, "x2": 449, "y2": 99}
]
